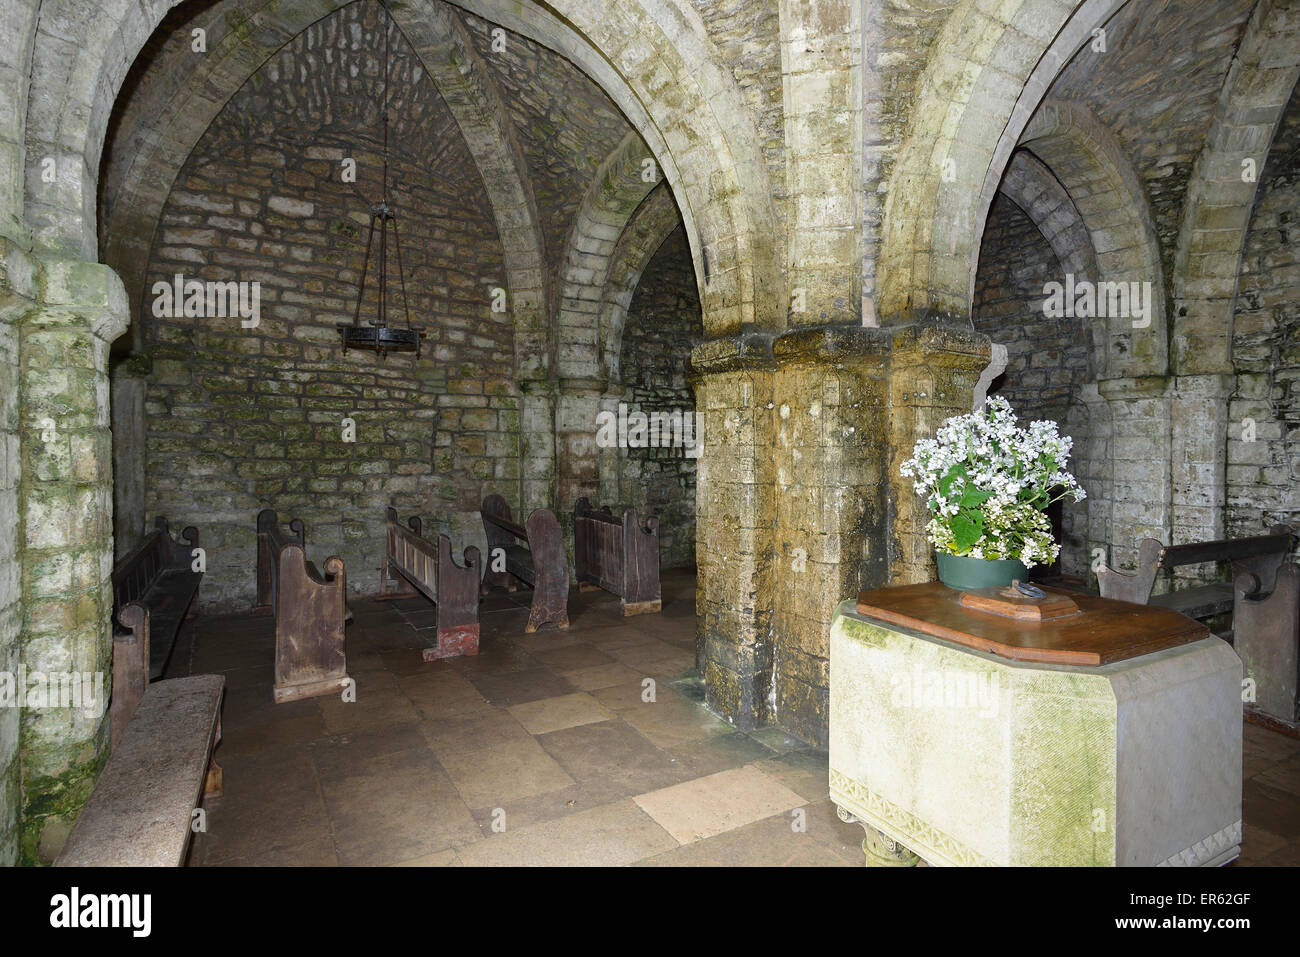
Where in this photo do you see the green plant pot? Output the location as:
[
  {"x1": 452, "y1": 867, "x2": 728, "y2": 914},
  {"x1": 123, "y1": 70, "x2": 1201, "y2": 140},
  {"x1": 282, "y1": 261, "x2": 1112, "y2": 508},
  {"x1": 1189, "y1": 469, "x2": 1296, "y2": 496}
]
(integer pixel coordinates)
[{"x1": 935, "y1": 552, "x2": 1028, "y2": 591}]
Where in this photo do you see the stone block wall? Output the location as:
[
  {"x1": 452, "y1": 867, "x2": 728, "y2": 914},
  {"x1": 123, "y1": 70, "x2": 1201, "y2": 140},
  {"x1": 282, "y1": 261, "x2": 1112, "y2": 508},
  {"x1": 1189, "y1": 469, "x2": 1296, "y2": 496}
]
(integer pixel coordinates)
[
  {"x1": 615, "y1": 227, "x2": 701, "y2": 569},
  {"x1": 140, "y1": 7, "x2": 516, "y2": 611},
  {"x1": 1229, "y1": 85, "x2": 1300, "y2": 539}
]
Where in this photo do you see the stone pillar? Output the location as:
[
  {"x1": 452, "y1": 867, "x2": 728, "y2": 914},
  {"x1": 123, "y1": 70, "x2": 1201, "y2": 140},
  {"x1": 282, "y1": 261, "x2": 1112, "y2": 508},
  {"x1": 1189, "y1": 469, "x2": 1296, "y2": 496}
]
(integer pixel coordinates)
[
  {"x1": 691, "y1": 334, "x2": 776, "y2": 731},
  {"x1": 770, "y1": 327, "x2": 889, "y2": 746},
  {"x1": 886, "y1": 326, "x2": 992, "y2": 585},
  {"x1": 17, "y1": 257, "x2": 128, "y2": 863},
  {"x1": 555, "y1": 378, "x2": 606, "y2": 511},
  {"x1": 0, "y1": 237, "x2": 36, "y2": 866},
  {"x1": 110, "y1": 355, "x2": 149, "y2": 560},
  {"x1": 1169, "y1": 374, "x2": 1234, "y2": 569},
  {"x1": 1099, "y1": 376, "x2": 1173, "y2": 573},
  {"x1": 1067, "y1": 382, "x2": 1113, "y2": 584},
  {"x1": 518, "y1": 378, "x2": 556, "y2": 514},
  {"x1": 596, "y1": 387, "x2": 624, "y2": 507}
]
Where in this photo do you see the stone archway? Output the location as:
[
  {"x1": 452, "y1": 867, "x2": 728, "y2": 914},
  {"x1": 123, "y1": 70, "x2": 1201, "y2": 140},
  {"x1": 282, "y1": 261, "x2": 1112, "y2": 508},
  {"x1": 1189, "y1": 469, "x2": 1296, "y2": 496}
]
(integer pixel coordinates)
[{"x1": 876, "y1": 0, "x2": 1132, "y2": 326}]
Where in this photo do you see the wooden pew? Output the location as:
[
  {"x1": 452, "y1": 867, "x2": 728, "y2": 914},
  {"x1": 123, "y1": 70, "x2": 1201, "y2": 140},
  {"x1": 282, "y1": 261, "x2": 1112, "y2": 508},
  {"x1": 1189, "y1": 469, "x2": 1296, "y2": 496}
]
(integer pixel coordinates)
[
  {"x1": 1099, "y1": 527, "x2": 1298, "y2": 727},
  {"x1": 480, "y1": 493, "x2": 569, "y2": 632},
  {"x1": 110, "y1": 516, "x2": 203, "y2": 741},
  {"x1": 255, "y1": 509, "x2": 351, "y2": 703},
  {"x1": 573, "y1": 497, "x2": 661, "y2": 616},
  {"x1": 59, "y1": 608, "x2": 223, "y2": 866},
  {"x1": 378, "y1": 507, "x2": 482, "y2": 660}
]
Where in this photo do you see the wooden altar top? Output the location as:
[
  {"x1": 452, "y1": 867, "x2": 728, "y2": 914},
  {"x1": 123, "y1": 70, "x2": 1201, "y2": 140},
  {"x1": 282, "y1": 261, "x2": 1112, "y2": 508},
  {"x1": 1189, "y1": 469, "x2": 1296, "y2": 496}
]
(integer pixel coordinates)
[{"x1": 853, "y1": 581, "x2": 1209, "y2": 666}]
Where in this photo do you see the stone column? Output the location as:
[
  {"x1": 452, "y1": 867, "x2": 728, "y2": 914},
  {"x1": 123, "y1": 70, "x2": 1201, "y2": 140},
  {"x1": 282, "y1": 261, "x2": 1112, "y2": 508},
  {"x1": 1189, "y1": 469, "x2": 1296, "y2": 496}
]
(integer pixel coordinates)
[
  {"x1": 596, "y1": 387, "x2": 624, "y2": 507},
  {"x1": 518, "y1": 378, "x2": 556, "y2": 514},
  {"x1": 555, "y1": 377, "x2": 606, "y2": 511},
  {"x1": 1170, "y1": 373, "x2": 1234, "y2": 570},
  {"x1": 691, "y1": 334, "x2": 776, "y2": 731},
  {"x1": 0, "y1": 237, "x2": 36, "y2": 866},
  {"x1": 770, "y1": 327, "x2": 889, "y2": 746},
  {"x1": 17, "y1": 257, "x2": 128, "y2": 863},
  {"x1": 1099, "y1": 376, "x2": 1173, "y2": 573},
  {"x1": 886, "y1": 326, "x2": 992, "y2": 585},
  {"x1": 1066, "y1": 382, "x2": 1113, "y2": 583},
  {"x1": 110, "y1": 354, "x2": 150, "y2": 560}
]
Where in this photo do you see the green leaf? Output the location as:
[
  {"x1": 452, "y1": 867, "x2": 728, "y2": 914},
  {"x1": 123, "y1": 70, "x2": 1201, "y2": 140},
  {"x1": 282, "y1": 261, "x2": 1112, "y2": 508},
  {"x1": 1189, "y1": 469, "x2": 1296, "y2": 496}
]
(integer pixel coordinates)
[{"x1": 951, "y1": 512, "x2": 982, "y2": 552}]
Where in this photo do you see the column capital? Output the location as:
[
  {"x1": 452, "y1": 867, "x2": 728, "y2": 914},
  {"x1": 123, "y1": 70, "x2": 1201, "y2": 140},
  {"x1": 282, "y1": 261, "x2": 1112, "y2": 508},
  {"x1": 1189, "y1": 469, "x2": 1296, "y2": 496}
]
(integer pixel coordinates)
[
  {"x1": 518, "y1": 377, "x2": 556, "y2": 399},
  {"x1": 689, "y1": 330, "x2": 776, "y2": 378},
  {"x1": 1097, "y1": 375, "x2": 1172, "y2": 401},
  {"x1": 888, "y1": 322, "x2": 991, "y2": 371},
  {"x1": 12, "y1": 256, "x2": 129, "y2": 344},
  {"x1": 772, "y1": 324, "x2": 889, "y2": 366},
  {"x1": 1172, "y1": 373, "x2": 1236, "y2": 399},
  {"x1": 556, "y1": 376, "x2": 608, "y2": 397}
]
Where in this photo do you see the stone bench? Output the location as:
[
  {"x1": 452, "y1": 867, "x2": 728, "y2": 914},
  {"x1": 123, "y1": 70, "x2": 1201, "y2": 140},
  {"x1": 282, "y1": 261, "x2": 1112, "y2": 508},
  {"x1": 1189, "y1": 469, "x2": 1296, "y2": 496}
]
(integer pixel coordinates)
[{"x1": 57, "y1": 623, "x2": 224, "y2": 868}]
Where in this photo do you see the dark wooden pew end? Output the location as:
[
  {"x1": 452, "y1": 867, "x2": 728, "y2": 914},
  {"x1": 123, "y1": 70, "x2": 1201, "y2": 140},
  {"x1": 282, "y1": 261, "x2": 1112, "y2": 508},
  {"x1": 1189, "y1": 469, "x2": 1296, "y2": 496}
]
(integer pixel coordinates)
[
  {"x1": 379, "y1": 507, "x2": 482, "y2": 660},
  {"x1": 574, "y1": 497, "x2": 662, "y2": 617},
  {"x1": 481, "y1": 494, "x2": 569, "y2": 632}
]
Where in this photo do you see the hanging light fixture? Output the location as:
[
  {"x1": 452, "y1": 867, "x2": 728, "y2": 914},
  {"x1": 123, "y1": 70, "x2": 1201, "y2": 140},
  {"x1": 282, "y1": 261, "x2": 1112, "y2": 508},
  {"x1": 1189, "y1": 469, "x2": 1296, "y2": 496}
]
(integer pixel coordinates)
[{"x1": 338, "y1": 1, "x2": 421, "y2": 358}]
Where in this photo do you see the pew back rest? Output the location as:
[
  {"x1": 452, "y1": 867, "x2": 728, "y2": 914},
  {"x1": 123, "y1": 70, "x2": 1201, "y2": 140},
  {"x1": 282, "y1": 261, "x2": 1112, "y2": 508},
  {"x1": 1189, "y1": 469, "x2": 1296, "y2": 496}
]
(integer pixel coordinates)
[
  {"x1": 385, "y1": 507, "x2": 441, "y2": 602},
  {"x1": 112, "y1": 518, "x2": 198, "y2": 628},
  {"x1": 1099, "y1": 528, "x2": 1297, "y2": 606}
]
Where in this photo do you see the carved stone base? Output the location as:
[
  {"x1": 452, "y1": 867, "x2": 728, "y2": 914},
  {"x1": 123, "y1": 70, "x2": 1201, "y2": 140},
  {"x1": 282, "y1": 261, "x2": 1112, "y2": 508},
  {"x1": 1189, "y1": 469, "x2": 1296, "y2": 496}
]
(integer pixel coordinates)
[{"x1": 836, "y1": 804, "x2": 920, "y2": 867}]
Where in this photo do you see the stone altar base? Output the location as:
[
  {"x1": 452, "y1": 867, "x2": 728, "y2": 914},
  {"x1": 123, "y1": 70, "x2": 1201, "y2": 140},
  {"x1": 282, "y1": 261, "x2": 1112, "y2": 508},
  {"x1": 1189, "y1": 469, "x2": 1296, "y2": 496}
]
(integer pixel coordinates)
[{"x1": 829, "y1": 600, "x2": 1243, "y2": 866}]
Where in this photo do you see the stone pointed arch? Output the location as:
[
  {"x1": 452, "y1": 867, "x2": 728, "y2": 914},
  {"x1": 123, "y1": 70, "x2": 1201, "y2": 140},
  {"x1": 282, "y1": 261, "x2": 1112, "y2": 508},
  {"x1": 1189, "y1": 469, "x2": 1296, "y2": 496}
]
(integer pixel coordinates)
[
  {"x1": 877, "y1": 0, "x2": 1132, "y2": 325},
  {"x1": 1020, "y1": 98, "x2": 1167, "y2": 379},
  {"x1": 1172, "y1": 0, "x2": 1300, "y2": 376},
  {"x1": 555, "y1": 131, "x2": 657, "y2": 382},
  {"x1": 99, "y1": 0, "x2": 549, "y2": 379},
  {"x1": 598, "y1": 183, "x2": 686, "y2": 386},
  {"x1": 442, "y1": 0, "x2": 781, "y2": 335},
  {"x1": 998, "y1": 150, "x2": 1098, "y2": 283},
  {"x1": 996, "y1": 148, "x2": 1103, "y2": 379}
]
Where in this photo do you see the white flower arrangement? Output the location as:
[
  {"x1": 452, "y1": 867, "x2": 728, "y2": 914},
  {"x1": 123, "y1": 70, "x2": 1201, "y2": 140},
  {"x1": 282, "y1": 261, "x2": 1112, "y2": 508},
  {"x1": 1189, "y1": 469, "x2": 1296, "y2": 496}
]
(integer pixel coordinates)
[{"x1": 899, "y1": 396, "x2": 1086, "y2": 566}]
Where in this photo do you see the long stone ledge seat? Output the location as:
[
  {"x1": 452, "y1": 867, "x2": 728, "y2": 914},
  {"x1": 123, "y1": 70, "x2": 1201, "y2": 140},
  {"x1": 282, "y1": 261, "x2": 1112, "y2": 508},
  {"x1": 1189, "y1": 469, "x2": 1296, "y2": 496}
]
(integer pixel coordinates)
[{"x1": 56, "y1": 674, "x2": 224, "y2": 867}]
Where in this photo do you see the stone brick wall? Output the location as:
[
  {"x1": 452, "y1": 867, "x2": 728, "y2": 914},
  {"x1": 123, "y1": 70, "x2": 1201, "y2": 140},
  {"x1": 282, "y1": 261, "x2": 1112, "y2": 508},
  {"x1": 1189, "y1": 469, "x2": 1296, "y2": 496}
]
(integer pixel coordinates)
[
  {"x1": 1229, "y1": 84, "x2": 1300, "y2": 538},
  {"x1": 973, "y1": 195, "x2": 1094, "y2": 574},
  {"x1": 615, "y1": 227, "x2": 701, "y2": 569},
  {"x1": 141, "y1": 5, "x2": 515, "y2": 612}
]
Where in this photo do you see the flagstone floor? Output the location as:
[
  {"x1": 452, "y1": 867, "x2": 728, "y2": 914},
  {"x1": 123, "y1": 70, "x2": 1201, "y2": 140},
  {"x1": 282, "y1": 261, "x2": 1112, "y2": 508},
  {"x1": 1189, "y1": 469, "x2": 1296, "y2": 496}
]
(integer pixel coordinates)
[{"x1": 175, "y1": 570, "x2": 1300, "y2": 866}]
